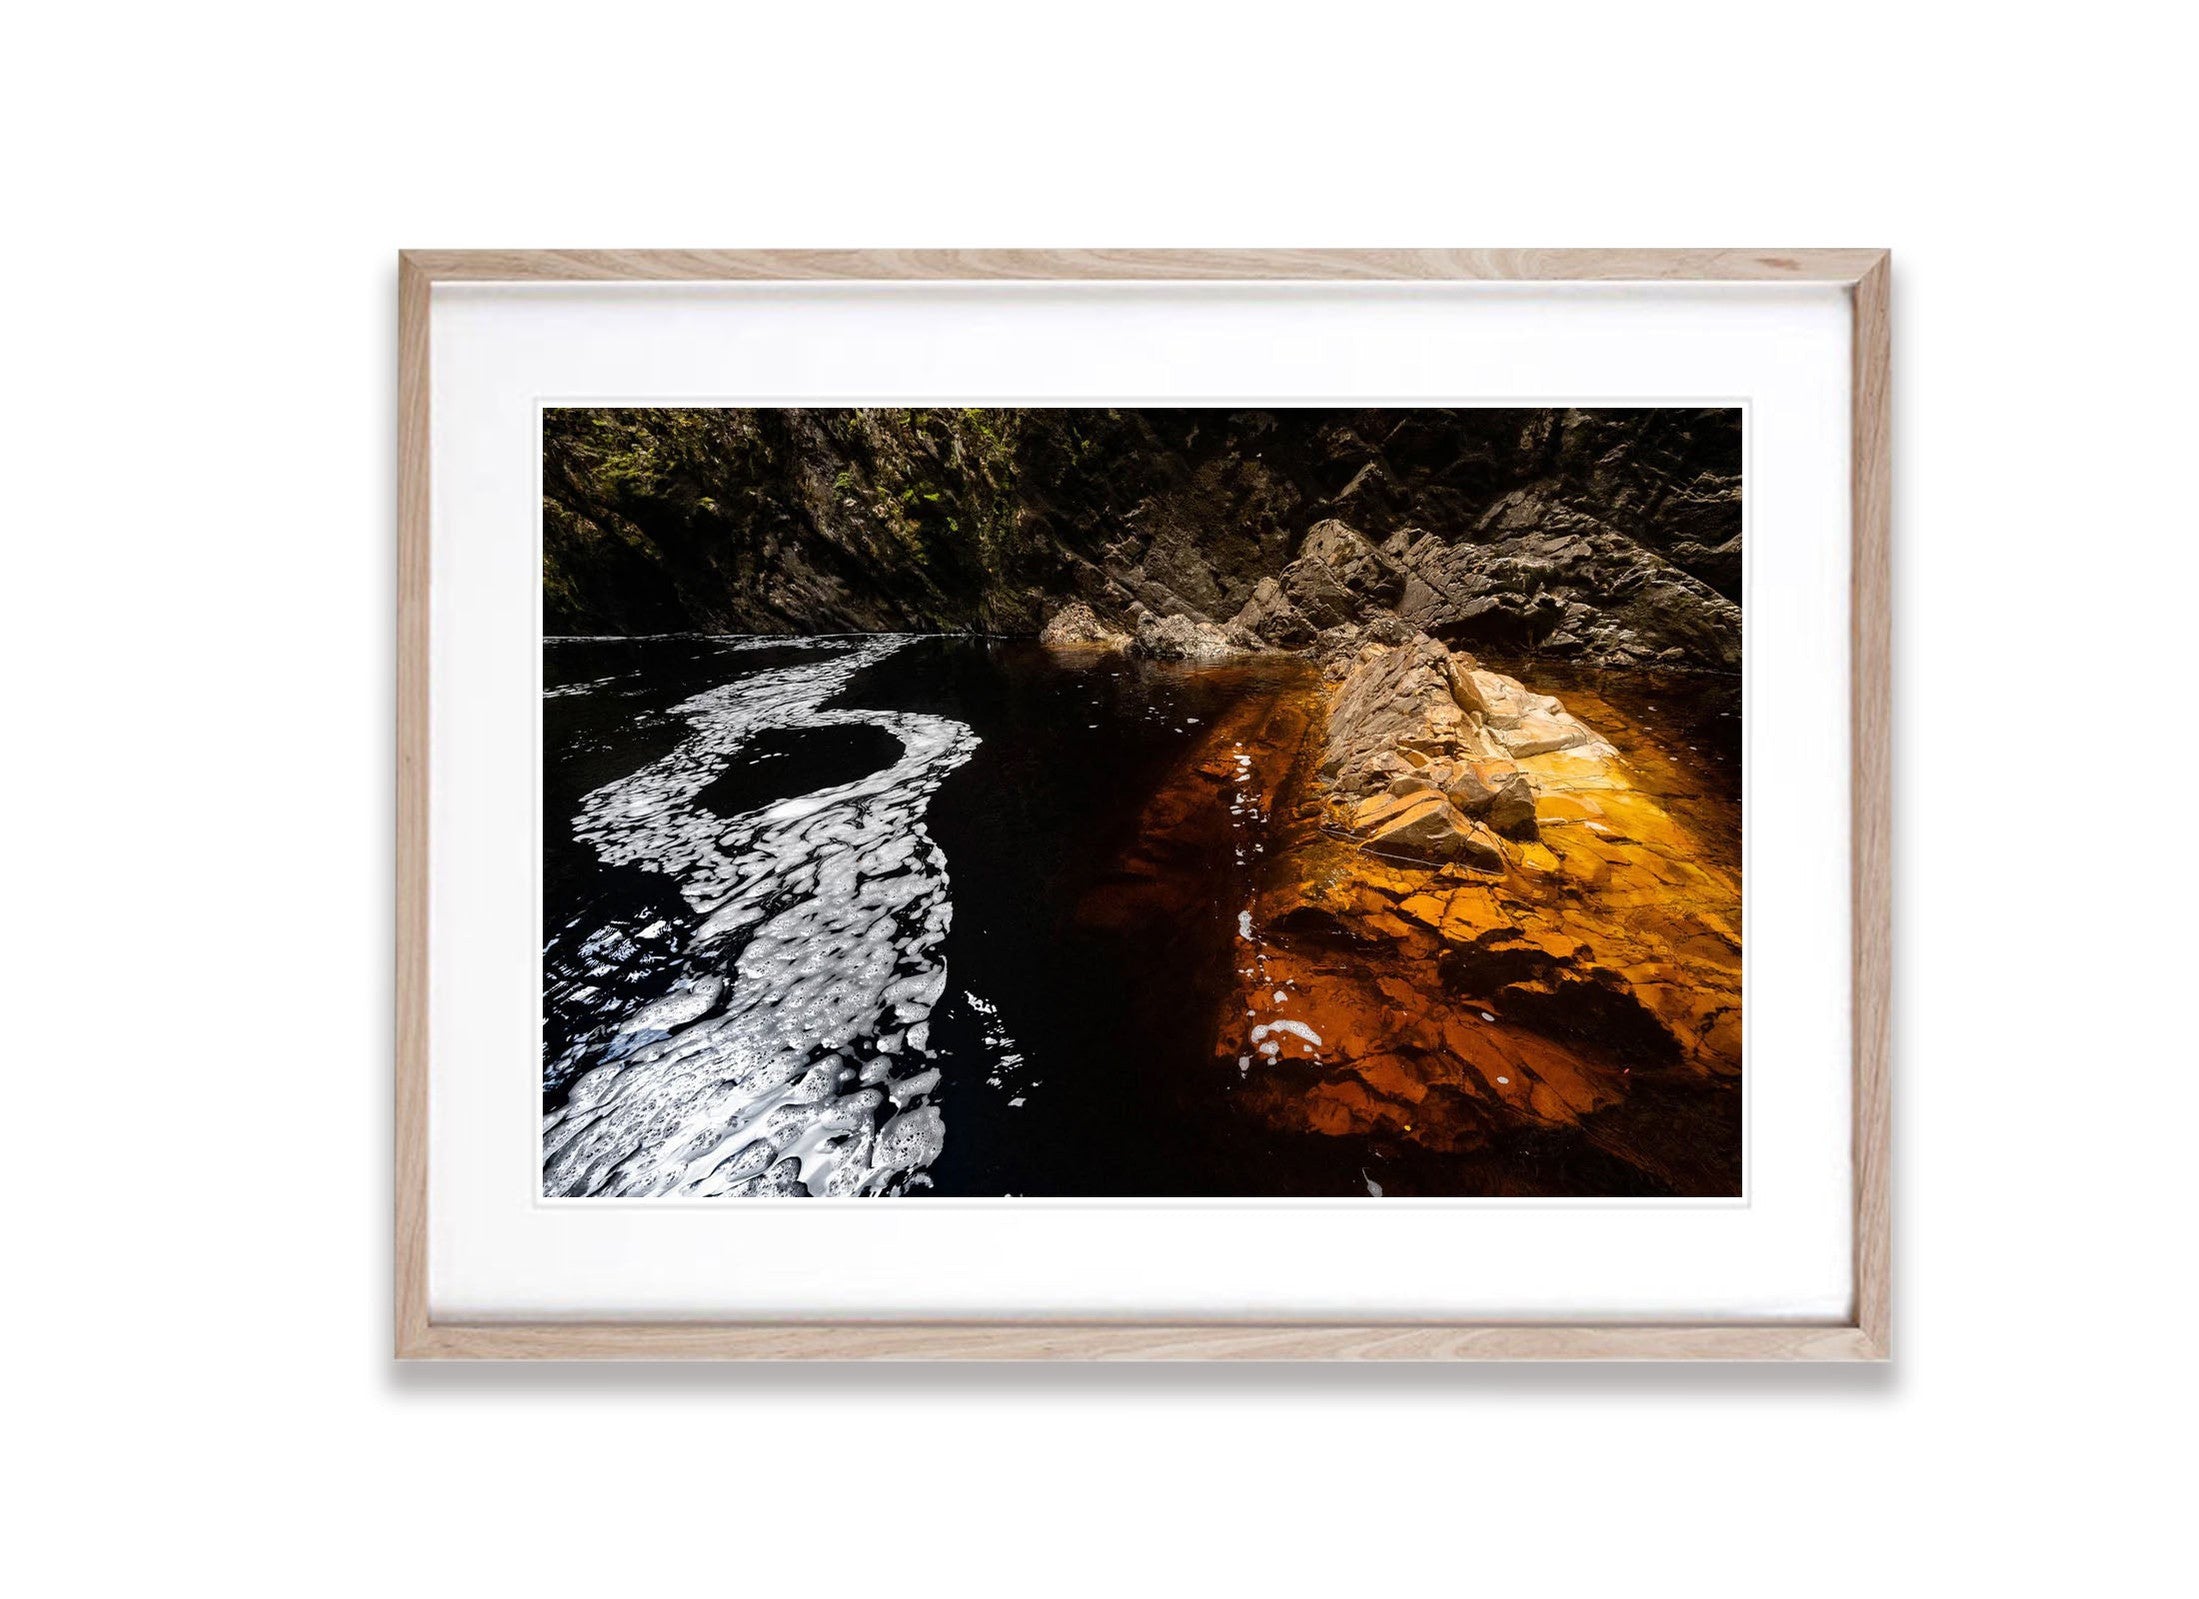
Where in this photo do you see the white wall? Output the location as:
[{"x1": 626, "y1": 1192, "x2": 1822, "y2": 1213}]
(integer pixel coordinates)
[{"x1": 8, "y1": 3, "x2": 2189, "y2": 1593}]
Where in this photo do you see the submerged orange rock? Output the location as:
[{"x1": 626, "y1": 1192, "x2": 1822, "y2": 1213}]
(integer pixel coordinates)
[
  {"x1": 1248, "y1": 638, "x2": 1739, "y2": 1193},
  {"x1": 1073, "y1": 634, "x2": 1741, "y2": 1195}
]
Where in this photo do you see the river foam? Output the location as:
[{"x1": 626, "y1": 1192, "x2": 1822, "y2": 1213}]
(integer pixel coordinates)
[{"x1": 543, "y1": 637, "x2": 980, "y2": 1198}]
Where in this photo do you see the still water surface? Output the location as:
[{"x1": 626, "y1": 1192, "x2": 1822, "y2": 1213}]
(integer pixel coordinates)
[{"x1": 542, "y1": 635, "x2": 1738, "y2": 1198}]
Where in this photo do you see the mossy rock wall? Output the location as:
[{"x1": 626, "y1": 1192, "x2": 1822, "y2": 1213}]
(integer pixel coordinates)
[{"x1": 542, "y1": 407, "x2": 1742, "y2": 666}]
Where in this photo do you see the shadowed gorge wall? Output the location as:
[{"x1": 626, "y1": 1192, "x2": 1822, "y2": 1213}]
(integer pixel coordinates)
[{"x1": 543, "y1": 407, "x2": 1741, "y2": 670}]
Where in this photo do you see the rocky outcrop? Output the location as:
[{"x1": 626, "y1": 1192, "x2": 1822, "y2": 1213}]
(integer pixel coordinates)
[
  {"x1": 544, "y1": 407, "x2": 1742, "y2": 672},
  {"x1": 1345, "y1": 790, "x2": 1508, "y2": 870},
  {"x1": 1384, "y1": 495, "x2": 1742, "y2": 670},
  {"x1": 1129, "y1": 613, "x2": 1249, "y2": 662},
  {"x1": 1228, "y1": 578, "x2": 1316, "y2": 649},
  {"x1": 1217, "y1": 636, "x2": 1743, "y2": 1191},
  {"x1": 1048, "y1": 623, "x2": 1741, "y2": 1192},
  {"x1": 1226, "y1": 518, "x2": 1409, "y2": 647},
  {"x1": 1038, "y1": 600, "x2": 1129, "y2": 650},
  {"x1": 1314, "y1": 631, "x2": 1610, "y2": 870}
]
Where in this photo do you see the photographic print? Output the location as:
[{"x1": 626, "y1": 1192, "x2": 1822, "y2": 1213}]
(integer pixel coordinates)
[{"x1": 541, "y1": 406, "x2": 1742, "y2": 1200}]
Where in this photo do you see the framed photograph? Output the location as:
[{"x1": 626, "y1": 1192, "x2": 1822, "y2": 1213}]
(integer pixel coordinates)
[{"x1": 397, "y1": 249, "x2": 1889, "y2": 1359}]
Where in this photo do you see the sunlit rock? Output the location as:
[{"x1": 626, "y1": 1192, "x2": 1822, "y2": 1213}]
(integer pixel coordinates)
[
  {"x1": 1350, "y1": 791, "x2": 1506, "y2": 870},
  {"x1": 1432, "y1": 759, "x2": 1540, "y2": 839},
  {"x1": 1130, "y1": 612, "x2": 1250, "y2": 661},
  {"x1": 1209, "y1": 625, "x2": 1742, "y2": 1192},
  {"x1": 1449, "y1": 663, "x2": 1545, "y2": 727},
  {"x1": 1038, "y1": 600, "x2": 1130, "y2": 650},
  {"x1": 1493, "y1": 711, "x2": 1596, "y2": 758}
]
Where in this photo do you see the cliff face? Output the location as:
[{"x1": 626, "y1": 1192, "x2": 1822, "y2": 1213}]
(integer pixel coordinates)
[{"x1": 544, "y1": 406, "x2": 1741, "y2": 670}]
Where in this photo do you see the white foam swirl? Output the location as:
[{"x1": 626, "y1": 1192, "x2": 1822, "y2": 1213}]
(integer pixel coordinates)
[{"x1": 543, "y1": 638, "x2": 979, "y2": 1198}]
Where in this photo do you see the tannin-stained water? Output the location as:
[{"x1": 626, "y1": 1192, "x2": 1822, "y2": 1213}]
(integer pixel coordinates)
[
  {"x1": 542, "y1": 635, "x2": 1741, "y2": 1198},
  {"x1": 1224, "y1": 651, "x2": 1743, "y2": 1198}
]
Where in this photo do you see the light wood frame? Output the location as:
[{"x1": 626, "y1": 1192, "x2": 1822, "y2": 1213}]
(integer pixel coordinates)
[{"x1": 397, "y1": 249, "x2": 1891, "y2": 1360}]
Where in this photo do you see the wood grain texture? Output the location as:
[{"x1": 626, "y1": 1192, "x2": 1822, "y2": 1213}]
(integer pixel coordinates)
[
  {"x1": 399, "y1": 247, "x2": 1884, "y2": 285},
  {"x1": 395, "y1": 254, "x2": 432, "y2": 1357},
  {"x1": 394, "y1": 248, "x2": 1893, "y2": 1360},
  {"x1": 1850, "y1": 253, "x2": 1893, "y2": 1359},
  {"x1": 399, "y1": 1320, "x2": 1878, "y2": 1362}
]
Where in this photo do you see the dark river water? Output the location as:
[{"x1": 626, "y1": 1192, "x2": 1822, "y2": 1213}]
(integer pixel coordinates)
[
  {"x1": 541, "y1": 635, "x2": 1740, "y2": 1199},
  {"x1": 542, "y1": 634, "x2": 1362, "y2": 1198}
]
